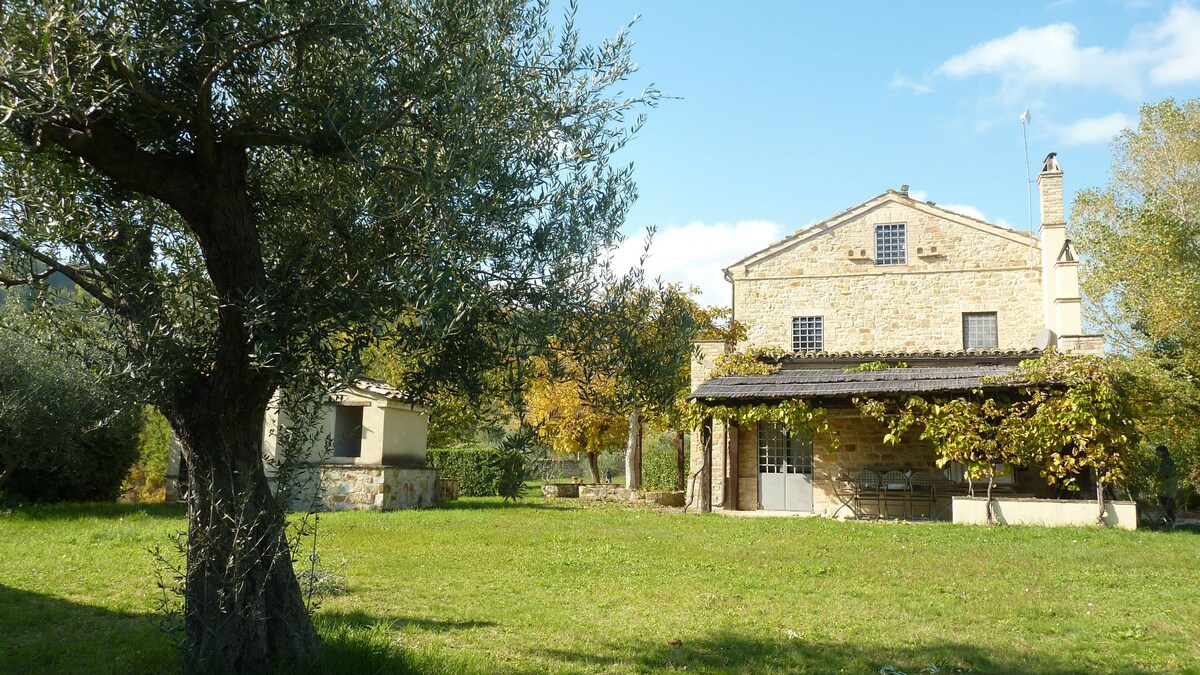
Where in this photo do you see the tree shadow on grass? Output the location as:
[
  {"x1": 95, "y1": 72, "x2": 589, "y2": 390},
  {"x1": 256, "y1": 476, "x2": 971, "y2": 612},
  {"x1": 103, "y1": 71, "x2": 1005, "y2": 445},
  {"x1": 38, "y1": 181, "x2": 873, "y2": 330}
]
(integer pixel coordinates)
[
  {"x1": 313, "y1": 610, "x2": 495, "y2": 675},
  {"x1": 435, "y1": 497, "x2": 572, "y2": 511},
  {"x1": 0, "y1": 585, "x2": 487, "y2": 675},
  {"x1": 536, "y1": 629, "x2": 1149, "y2": 674},
  {"x1": 3, "y1": 501, "x2": 185, "y2": 521},
  {"x1": 0, "y1": 583, "x2": 179, "y2": 675}
]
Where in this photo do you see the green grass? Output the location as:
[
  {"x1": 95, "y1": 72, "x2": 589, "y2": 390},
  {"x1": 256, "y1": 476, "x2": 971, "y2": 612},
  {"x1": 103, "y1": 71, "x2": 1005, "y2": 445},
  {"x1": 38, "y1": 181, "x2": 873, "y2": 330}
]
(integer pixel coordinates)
[{"x1": 1, "y1": 498, "x2": 1198, "y2": 674}]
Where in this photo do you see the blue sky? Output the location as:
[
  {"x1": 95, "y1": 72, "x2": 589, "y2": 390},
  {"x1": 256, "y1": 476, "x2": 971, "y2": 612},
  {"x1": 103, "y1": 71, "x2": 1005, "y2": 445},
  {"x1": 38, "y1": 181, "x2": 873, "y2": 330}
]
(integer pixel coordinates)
[{"x1": 563, "y1": 1, "x2": 1200, "y2": 306}]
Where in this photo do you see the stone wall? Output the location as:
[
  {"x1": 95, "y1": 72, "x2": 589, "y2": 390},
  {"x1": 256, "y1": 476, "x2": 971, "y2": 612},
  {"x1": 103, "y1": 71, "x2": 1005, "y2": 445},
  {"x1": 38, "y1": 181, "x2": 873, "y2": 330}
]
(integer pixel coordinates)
[
  {"x1": 1059, "y1": 334, "x2": 1105, "y2": 355},
  {"x1": 578, "y1": 484, "x2": 685, "y2": 507},
  {"x1": 289, "y1": 464, "x2": 438, "y2": 512},
  {"x1": 811, "y1": 410, "x2": 938, "y2": 516},
  {"x1": 727, "y1": 197, "x2": 1044, "y2": 352}
]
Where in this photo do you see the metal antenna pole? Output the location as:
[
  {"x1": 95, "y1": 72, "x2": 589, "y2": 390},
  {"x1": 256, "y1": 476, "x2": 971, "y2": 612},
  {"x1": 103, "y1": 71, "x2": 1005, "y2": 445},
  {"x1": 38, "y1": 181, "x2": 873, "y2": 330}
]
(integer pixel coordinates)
[{"x1": 1021, "y1": 110, "x2": 1035, "y2": 266}]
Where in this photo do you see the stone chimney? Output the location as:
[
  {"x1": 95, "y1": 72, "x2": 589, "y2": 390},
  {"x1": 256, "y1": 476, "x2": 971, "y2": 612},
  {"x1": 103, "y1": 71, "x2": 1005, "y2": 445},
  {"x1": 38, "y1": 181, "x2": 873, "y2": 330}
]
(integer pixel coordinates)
[{"x1": 1037, "y1": 153, "x2": 1084, "y2": 343}]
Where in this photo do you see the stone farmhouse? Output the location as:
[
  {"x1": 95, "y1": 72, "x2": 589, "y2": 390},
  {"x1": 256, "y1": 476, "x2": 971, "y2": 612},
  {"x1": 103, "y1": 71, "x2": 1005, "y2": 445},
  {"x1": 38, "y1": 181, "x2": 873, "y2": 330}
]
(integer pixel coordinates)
[
  {"x1": 687, "y1": 153, "x2": 1105, "y2": 518},
  {"x1": 167, "y1": 378, "x2": 439, "y2": 511}
]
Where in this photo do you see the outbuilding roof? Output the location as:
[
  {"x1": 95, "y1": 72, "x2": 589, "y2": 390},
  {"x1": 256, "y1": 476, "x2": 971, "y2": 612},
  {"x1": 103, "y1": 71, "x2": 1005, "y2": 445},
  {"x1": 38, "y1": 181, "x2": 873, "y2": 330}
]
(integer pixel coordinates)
[
  {"x1": 689, "y1": 365, "x2": 1025, "y2": 401},
  {"x1": 348, "y1": 377, "x2": 414, "y2": 402}
]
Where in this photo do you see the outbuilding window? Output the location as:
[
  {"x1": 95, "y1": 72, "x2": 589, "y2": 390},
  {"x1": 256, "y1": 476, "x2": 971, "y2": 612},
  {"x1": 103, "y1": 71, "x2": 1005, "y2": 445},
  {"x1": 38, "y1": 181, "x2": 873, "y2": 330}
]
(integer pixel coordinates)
[
  {"x1": 962, "y1": 312, "x2": 999, "y2": 350},
  {"x1": 874, "y1": 223, "x2": 907, "y2": 265},
  {"x1": 333, "y1": 405, "x2": 364, "y2": 457}
]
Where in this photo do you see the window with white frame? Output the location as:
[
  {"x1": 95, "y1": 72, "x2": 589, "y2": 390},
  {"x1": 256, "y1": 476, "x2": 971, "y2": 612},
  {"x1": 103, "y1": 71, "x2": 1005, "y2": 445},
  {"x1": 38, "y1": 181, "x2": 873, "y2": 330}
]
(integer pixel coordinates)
[
  {"x1": 962, "y1": 312, "x2": 998, "y2": 349},
  {"x1": 874, "y1": 223, "x2": 907, "y2": 265},
  {"x1": 792, "y1": 316, "x2": 823, "y2": 352}
]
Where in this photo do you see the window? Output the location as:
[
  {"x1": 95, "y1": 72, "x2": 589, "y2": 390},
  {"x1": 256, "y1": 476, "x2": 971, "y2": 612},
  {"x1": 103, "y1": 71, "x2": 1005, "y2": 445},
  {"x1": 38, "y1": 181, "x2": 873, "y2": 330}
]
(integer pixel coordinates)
[
  {"x1": 333, "y1": 405, "x2": 364, "y2": 457},
  {"x1": 792, "y1": 316, "x2": 824, "y2": 352},
  {"x1": 874, "y1": 223, "x2": 907, "y2": 265},
  {"x1": 962, "y1": 312, "x2": 998, "y2": 349},
  {"x1": 946, "y1": 461, "x2": 1015, "y2": 485},
  {"x1": 757, "y1": 423, "x2": 813, "y2": 475}
]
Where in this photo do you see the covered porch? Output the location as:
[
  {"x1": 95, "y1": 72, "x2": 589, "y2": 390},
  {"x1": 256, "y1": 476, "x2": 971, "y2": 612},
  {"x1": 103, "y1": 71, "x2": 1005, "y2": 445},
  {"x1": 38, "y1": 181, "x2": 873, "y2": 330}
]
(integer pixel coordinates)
[{"x1": 688, "y1": 361, "x2": 1051, "y2": 520}]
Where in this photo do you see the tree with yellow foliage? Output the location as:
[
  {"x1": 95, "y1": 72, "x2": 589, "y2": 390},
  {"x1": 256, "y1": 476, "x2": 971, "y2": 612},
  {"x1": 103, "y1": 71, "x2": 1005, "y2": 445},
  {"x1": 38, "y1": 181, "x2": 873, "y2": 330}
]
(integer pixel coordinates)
[{"x1": 526, "y1": 360, "x2": 627, "y2": 483}]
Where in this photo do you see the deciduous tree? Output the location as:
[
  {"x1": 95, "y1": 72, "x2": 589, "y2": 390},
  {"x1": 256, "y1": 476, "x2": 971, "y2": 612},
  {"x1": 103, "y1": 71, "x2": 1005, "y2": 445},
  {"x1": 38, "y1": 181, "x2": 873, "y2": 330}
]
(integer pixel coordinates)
[{"x1": 1073, "y1": 97, "x2": 1200, "y2": 506}]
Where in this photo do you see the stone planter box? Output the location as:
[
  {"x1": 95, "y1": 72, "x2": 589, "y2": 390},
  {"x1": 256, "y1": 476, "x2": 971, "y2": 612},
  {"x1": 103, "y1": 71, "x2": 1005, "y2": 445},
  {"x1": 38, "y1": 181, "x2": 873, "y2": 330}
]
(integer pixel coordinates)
[
  {"x1": 541, "y1": 483, "x2": 580, "y2": 498},
  {"x1": 952, "y1": 496, "x2": 1138, "y2": 530}
]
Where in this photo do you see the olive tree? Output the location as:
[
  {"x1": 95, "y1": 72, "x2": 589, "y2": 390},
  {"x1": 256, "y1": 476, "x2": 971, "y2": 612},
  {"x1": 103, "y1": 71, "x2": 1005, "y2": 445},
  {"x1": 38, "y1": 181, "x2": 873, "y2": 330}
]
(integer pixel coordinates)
[{"x1": 0, "y1": 1, "x2": 654, "y2": 670}]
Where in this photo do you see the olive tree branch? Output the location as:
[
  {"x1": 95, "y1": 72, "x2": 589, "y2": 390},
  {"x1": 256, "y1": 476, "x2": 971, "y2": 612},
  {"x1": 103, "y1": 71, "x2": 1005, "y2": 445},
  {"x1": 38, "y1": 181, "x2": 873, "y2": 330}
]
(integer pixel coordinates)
[
  {"x1": 0, "y1": 231, "x2": 115, "y2": 307},
  {"x1": 106, "y1": 55, "x2": 192, "y2": 122}
]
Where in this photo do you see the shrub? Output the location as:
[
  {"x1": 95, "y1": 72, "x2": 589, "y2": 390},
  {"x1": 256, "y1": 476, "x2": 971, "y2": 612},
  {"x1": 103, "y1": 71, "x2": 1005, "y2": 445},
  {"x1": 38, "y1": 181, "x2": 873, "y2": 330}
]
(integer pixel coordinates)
[
  {"x1": 642, "y1": 431, "x2": 681, "y2": 491},
  {"x1": 428, "y1": 446, "x2": 524, "y2": 498},
  {"x1": 0, "y1": 330, "x2": 139, "y2": 503},
  {"x1": 121, "y1": 406, "x2": 172, "y2": 502},
  {"x1": 6, "y1": 410, "x2": 140, "y2": 503}
]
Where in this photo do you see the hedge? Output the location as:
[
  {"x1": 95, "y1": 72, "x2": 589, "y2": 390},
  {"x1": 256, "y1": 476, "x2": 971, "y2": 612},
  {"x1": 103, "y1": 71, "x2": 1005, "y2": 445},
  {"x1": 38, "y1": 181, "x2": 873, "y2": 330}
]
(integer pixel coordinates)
[
  {"x1": 428, "y1": 446, "x2": 521, "y2": 498},
  {"x1": 642, "y1": 431, "x2": 681, "y2": 491}
]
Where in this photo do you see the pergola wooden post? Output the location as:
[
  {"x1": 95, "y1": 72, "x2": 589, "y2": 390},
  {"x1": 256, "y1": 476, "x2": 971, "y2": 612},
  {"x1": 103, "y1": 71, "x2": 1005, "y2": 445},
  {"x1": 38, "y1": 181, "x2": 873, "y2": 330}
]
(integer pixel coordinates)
[
  {"x1": 699, "y1": 415, "x2": 713, "y2": 513},
  {"x1": 674, "y1": 430, "x2": 686, "y2": 492}
]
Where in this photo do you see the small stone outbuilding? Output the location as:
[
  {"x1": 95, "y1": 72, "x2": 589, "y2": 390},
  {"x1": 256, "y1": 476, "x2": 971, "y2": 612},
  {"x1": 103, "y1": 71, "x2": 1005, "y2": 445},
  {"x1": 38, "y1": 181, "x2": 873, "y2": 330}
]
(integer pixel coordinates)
[{"x1": 167, "y1": 378, "x2": 437, "y2": 511}]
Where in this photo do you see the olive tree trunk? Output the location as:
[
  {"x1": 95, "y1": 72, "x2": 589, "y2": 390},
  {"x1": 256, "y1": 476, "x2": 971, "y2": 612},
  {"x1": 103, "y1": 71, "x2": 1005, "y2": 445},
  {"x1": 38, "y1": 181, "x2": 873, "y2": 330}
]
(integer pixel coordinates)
[
  {"x1": 674, "y1": 430, "x2": 686, "y2": 492},
  {"x1": 172, "y1": 387, "x2": 320, "y2": 672},
  {"x1": 166, "y1": 149, "x2": 320, "y2": 671},
  {"x1": 624, "y1": 409, "x2": 642, "y2": 490}
]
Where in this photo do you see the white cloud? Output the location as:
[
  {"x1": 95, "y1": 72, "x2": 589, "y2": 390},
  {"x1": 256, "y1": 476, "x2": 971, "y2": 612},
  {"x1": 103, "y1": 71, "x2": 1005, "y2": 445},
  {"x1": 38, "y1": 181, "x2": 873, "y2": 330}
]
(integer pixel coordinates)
[
  {"x1": 611, "y1": 220, "x2": 787, "y2": 308},
  {"x1": 1059, "y1": 112, "x2": 1134, "y2": 145},
  {"x1": 937, "y1": 203, "x2": 1019, "y2": 231},
  {"x1": 936, "y1": 23, "x2": 1142, "y2": 98},
  {"x1": 1147, "y1": 4, "x2": 1200, "y2": 84},
  {"x1": 889, "y1": 72, "x2": 932, "y2": 94},
  {"x1": 927, "y1": 5, "x2": 1200, "y2": 100},
  {"x1": 938, "y1": 203, "x2": 989, "y2": 222},
  {"x1": 908, "y1": 189, "x2": 930, "y2": 202}
]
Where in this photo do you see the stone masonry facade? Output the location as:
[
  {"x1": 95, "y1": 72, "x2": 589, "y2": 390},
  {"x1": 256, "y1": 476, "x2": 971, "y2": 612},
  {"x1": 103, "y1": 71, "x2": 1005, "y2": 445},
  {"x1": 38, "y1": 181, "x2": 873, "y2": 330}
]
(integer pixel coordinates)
[
  {"x1": 727, "y1": 193, "x2": 1044, "y2": 352},
  {"x1": 289, "y1": 464, "x2": 439, "y2": 512}
]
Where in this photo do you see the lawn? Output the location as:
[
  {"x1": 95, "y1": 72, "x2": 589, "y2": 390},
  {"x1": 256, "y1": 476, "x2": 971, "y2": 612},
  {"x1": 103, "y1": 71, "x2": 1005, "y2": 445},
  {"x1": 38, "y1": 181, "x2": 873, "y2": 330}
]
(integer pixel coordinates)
[{"x1": 1, "y1": 497, "x2": 1197, "y2": 674}]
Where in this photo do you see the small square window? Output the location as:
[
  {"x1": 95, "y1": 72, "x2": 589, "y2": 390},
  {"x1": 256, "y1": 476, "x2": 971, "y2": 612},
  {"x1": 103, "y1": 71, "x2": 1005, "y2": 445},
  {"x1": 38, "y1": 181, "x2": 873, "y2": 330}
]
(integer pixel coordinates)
[
  {"x1": 963, "y1": 312, "x2": 998, "y2": 350},
  {"x1": 875, "y1": 223, "x2": 907, "y2": 265},
  {"x1": 792, "y1": 316, "x2": 823, "y2": 352}
]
